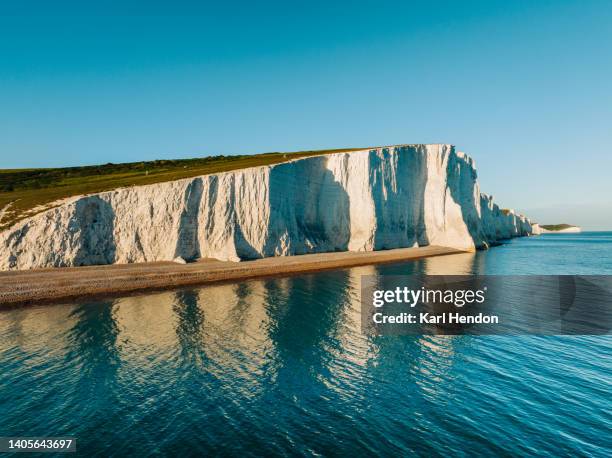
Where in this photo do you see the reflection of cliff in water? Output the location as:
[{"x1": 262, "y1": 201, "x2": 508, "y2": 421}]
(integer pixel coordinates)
[
  {"x1": 262, "y1": 270, "x2": 353, "y2": 382},
  {"x1": 65, "y1": 301, "x2": 121, "y2": 409},
  {"x1": 173, "y1": 289, "x2": 206, "y2": 365},
  {"x1": 356, "y1": 251, "x2": 479, "y2": 413},
  {"x1": 423, "y1": 251, "x2": 480, "y2": 275}
]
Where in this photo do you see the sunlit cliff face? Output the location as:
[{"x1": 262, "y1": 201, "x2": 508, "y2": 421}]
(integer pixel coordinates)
[{"x1": 0, "y1": 145, "x2": 534, "y2": 270}]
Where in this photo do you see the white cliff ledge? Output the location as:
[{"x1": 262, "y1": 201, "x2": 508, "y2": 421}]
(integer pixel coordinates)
[{"x1": 0, "y1": 144, "x2": 536, "y2": 270}]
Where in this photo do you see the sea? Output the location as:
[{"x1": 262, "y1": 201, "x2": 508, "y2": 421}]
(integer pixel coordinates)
[{"x1": 1, "y1": 232, "x2": 611, "y2": 456}]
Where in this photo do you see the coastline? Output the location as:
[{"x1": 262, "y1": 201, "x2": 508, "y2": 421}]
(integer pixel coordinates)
[
  {"x1": 0, "y1": 245, "x2": 466, "y2": 307},
  {"x1": 1, "y1": 145, "x2": 536, "y2": 271}
]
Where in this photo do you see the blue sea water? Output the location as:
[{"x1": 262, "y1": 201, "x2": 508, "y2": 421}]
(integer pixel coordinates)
[{"x1": 0, "y1": 233, "x2": 610, "y2": 456}]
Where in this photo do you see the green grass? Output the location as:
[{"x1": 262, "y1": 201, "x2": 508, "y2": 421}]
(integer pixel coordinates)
[
  {"x1": 0, "y1": 147, "x2": 365, "y2": 230},
  {"x1": 540, "y1": 224, "x2": 576, "y2": 231}
]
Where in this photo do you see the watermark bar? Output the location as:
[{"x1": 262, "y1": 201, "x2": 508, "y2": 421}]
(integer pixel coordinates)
[
  {"x1": 361, "y1": 275, "x2": 612, "y2": 335},
  {"x1": 0, "y1": 438, "x2": 76, "y2": 453}
]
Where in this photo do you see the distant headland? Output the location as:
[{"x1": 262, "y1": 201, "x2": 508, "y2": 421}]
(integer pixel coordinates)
[{"x1": 539, "y1": 224, "x2": 582, "y2": 233}]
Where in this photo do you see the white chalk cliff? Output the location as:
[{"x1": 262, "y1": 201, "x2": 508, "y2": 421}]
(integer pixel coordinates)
[{"x1": 0, "y1": 145, "x2": 536, "y2": 270}]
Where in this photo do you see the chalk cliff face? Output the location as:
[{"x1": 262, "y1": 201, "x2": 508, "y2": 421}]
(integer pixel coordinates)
[{"x1": 0, "y1": 145, "x2": 536, "y2": 270}]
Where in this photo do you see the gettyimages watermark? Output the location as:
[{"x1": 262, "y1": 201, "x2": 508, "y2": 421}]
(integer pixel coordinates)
[{"x1": 361, "y1": 276, "x2": 612, "y2": 335}]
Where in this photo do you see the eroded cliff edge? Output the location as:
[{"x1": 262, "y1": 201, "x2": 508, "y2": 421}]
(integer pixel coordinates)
[{"x1": 0, "y1": 145, "x2": 535, "y2": 270}]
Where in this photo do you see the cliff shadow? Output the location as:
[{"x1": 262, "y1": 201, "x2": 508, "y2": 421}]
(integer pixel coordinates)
[
  {"x1": 263, "y1": 157, "x2": 351, "y2": 257},
  {"x1": 175, "y1": 178, "x2": 204, "y2": 261},
  {"x1": 72, "y1": 196, "x2": 116, "y2": 266},
  {"x1": 369, "y1": 147, "x2": 429, "y2": 249},
  {"x1": 446, "y1": 153, "x2": 484, "y2": 247},
  {"x1": 229, "y1": 174, "x2": 264, "y2": 260},
  {"x1": 233, "y1": 221, "x2": 261, "y2": 259}
]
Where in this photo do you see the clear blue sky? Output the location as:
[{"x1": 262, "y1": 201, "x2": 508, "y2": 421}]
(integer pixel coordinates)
[{"x1": 1, "y1": 1, "x2": 611, "y2": 228}]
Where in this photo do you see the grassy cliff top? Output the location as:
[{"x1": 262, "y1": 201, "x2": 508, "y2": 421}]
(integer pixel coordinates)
[
  {"x1": 540, "y1": 224, "x2": 577, "y2": 231},
  {"x1": 0, "y1": 147, "x2": 366, "y2": 230}
]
